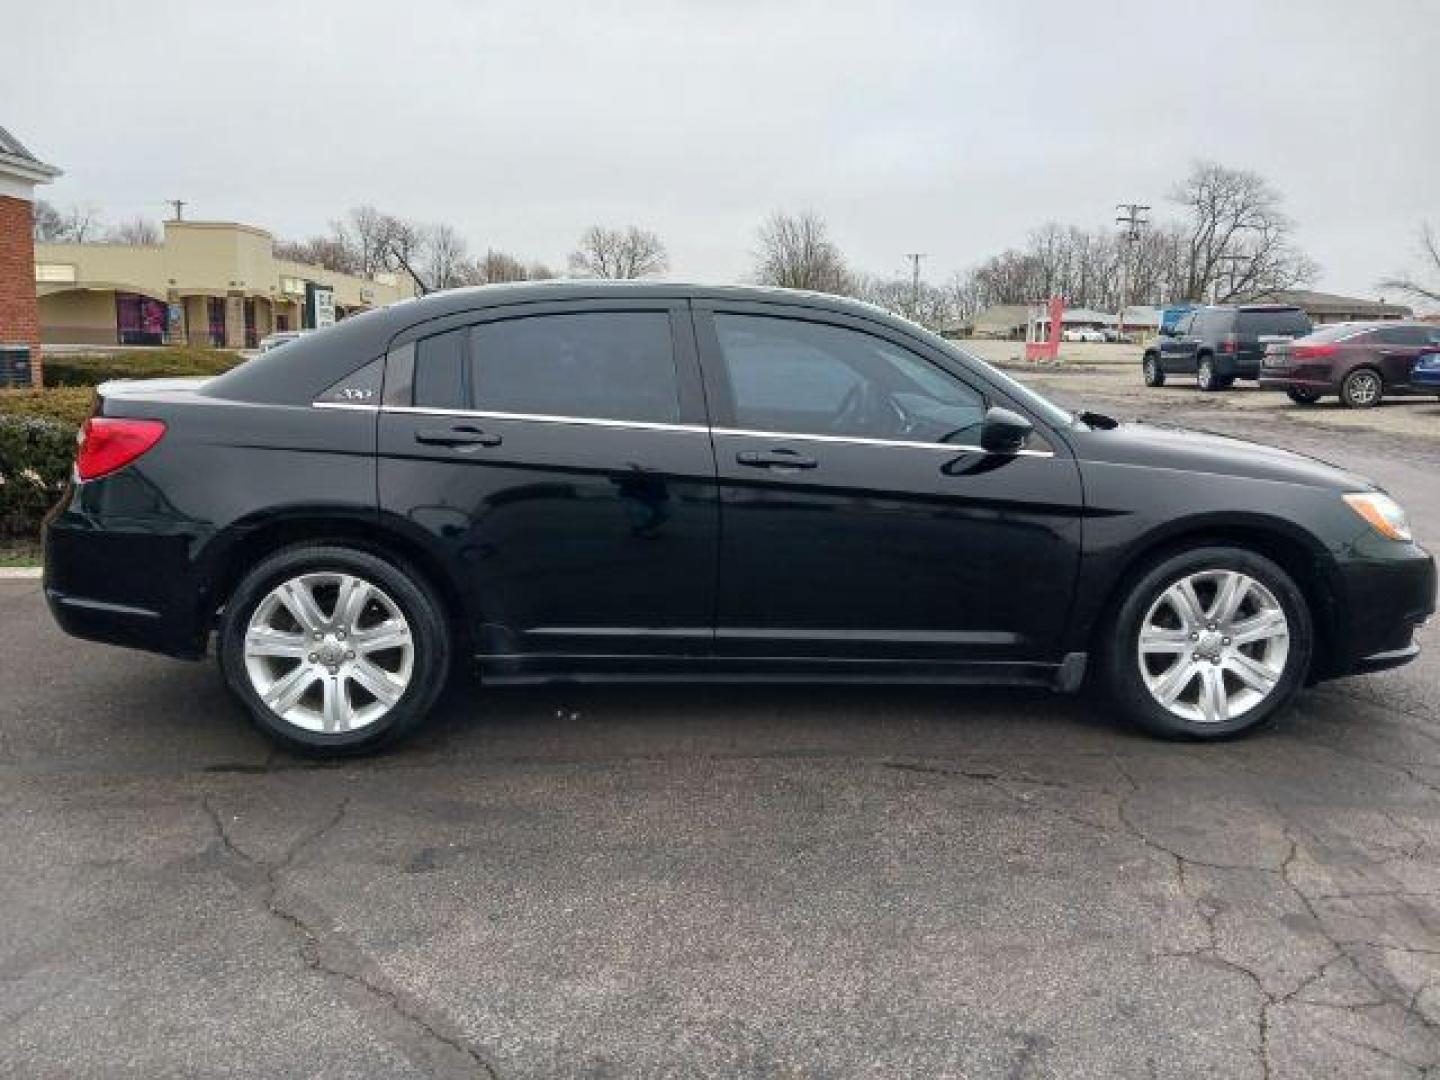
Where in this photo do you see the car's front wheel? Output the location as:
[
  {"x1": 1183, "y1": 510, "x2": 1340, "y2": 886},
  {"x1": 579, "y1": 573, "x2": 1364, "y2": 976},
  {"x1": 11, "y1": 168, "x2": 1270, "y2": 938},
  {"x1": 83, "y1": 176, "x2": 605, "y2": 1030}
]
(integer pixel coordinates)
[
  {"x1": 1102, "y1": 546, "x2": 1313, "y2": 739},
  {"x1": 218, "y1": 544, "x2": 451, "y2": 754},
  {"x1": 1143, "y1": 354, "x2": 1165, "y2": 387}
]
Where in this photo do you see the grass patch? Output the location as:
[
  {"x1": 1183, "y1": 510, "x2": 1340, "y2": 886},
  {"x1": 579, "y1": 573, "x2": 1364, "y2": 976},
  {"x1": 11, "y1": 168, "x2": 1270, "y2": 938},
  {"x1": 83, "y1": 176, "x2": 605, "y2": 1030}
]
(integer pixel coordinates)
[{"x1": 0, "y1": 539, "x2": 41, "y2": 567}]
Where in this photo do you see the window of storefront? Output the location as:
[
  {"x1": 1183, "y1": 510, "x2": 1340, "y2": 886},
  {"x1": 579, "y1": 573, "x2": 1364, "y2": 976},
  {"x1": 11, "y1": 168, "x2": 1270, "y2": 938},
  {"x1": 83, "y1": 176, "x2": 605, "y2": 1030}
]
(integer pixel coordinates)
[
  {"x1": 207, "y1": 298, "x2": 226, "y2": 347},
  {"x1": 115, "y1": 293, "x2": 167, "y2": 346}
]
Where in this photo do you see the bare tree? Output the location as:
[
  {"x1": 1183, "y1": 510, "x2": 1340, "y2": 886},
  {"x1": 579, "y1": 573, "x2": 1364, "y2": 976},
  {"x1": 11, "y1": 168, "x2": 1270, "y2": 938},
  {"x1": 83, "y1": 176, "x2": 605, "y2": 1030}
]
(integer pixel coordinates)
[
  {"x1": 752, "y1": 211, "x2": 853, "y2": 294},
  {"x1": 423, "y1": 223, "x2": 470, "y2": 289},
  {"x1": 567, "y1": 224, "x2": 669, "y2": 278},
  {"x1": 32, "y1": 199, "x2": 65, "y2": 242},
  {"x1": 108, "y1": 216, "x2": 161, "y2": 245},
  {"x1": 856, "y1": 275, "x2": 954, "y2": 330},
  {"x1": 31, "y1": 200, "x2": 102, "y2": 243},
  {"x1": 473, "y1": 249, "x2": 532, "y2": 284},
  {"x1": 274, "y1": 235, "x2": 358, "y2": 274},
  {"x1": 1170, "y1": 161, "x2": 1317, "y2": 302},
  {"x1": 1379, "y1": 222, "x2": 1440, "y2": 308}
]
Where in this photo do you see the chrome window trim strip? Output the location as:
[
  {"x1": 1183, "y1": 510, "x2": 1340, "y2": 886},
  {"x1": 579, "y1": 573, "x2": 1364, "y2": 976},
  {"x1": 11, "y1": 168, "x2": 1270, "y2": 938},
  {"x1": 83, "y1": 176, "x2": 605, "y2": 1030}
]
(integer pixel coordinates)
[
  {"x1": 715, "y1": 426, "x2": 1055, "y2": 458},
  {"x1": 316, "y1": 402, "x2": 1053, "y2": 457},
  {"x1": 378, "y1": 404, "x2": 708, "y2": 434}
]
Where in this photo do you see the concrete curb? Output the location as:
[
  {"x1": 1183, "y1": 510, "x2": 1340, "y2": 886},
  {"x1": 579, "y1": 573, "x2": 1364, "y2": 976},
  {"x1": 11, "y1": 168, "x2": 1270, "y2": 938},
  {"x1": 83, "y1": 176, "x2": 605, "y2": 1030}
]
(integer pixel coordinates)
[{"x1": 0, "y1": 567, "x2": 42, "y2": 579}]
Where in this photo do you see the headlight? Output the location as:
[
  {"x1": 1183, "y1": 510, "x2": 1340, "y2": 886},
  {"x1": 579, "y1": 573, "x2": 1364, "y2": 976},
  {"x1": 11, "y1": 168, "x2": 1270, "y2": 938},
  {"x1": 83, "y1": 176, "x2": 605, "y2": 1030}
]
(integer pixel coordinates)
[{"x1": 1343, "y1": 492, "x2": 1413, "y2": 542}]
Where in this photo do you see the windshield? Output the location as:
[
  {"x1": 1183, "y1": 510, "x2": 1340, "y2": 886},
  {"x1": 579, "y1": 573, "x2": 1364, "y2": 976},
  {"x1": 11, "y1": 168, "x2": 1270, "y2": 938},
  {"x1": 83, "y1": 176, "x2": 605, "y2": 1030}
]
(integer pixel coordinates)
[{"x1": 939, "y1": 340, "x2": 1076, "y2": 429}]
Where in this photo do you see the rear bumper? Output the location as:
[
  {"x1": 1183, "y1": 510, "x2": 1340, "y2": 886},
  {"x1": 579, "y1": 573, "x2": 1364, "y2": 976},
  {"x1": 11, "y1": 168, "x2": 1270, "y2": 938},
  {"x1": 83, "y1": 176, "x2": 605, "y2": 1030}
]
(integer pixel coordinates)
[{"x1": 43, "y1": 495, "x2": 209, "y2": 659}]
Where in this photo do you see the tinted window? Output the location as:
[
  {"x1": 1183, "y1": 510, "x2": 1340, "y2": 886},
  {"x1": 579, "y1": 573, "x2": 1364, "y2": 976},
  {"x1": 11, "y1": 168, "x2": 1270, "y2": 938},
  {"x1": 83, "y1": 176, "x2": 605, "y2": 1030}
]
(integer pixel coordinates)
[
  {"x1": 1236, "y1": 309, "x2": 1310, "y2": 337},
  {"x1": 713, "y1": 314, "x2": 986, "y2": 444},
  {"x1": 469, "y1": 312, "x2": 680, "y2": 423},
  {"x1": 1377, "y1": 325, "x2": 1438, "y2": 347},
  {"x1": 1304, "y1": 323, "x2": 1372, "y2": 343},
  {"x1": 413, "y1": 329, "x2": 465, "y2": 409}
]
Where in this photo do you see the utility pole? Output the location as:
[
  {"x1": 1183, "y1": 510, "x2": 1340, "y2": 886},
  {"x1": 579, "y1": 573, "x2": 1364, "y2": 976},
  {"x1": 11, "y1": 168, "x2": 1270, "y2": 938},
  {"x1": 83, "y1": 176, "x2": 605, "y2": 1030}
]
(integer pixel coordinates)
[
  {"x1": 167, "y1": 199, "x2": 187, "y2": 221},
  {"x1": 1115, "y1": 203, "x2": 1150, "y2": 315},
  {"x1": 904, "y1": 253, "x2": 927, "y2": 318}
]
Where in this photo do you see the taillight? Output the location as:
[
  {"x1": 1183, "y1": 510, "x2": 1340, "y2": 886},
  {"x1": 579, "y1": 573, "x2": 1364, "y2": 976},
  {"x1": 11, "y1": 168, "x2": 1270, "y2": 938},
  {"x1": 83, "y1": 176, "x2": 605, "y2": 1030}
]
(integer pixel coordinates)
[
  {"x1": 75, "y1": 418, "x2": 167, "y2": 481},
  {"x1": 1293, "y1": 344, "x2": 1337, "y2": 360}
]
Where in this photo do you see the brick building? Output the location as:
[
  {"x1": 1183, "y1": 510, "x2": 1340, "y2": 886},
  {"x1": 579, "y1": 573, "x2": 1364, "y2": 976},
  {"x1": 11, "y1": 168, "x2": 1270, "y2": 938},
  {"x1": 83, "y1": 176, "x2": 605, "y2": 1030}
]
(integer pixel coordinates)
[{"x1": 0, "y1": 125, "x2": 60, "y2": 387}]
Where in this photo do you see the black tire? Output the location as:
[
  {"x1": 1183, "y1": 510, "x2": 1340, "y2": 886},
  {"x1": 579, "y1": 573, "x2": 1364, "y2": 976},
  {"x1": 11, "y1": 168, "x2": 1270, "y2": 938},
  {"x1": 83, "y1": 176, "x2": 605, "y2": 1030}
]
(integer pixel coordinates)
[
  {"x1": 218, "y1": 544, "x2": 451, "y2": 754},
  {"x1": 1143, "y1": 353, "x2": 1165, "y2": 387},
  {"x1": 1216, "y1": 375, "x2": 1235, "y2": 390},
  {"x1": 1287, "y1": 386, "x2": 1323, "y2": 406},
  {"x1": 1196, "y1": 356, "x2": 1221, "y2": 391},
  {"x1": 1340, "y1": 367, "x2": 1383, "y2": 409},
  {"x1": 1100, "y1": 545, "x2": 1314, "y2": 740}
]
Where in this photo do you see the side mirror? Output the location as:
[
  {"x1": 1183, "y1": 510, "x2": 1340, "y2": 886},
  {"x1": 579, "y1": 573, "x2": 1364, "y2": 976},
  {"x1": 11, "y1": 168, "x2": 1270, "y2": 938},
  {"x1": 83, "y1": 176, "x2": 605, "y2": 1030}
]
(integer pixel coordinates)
[{"x1": 980, "y1": 406, "x2": 1034, "y2": 455}]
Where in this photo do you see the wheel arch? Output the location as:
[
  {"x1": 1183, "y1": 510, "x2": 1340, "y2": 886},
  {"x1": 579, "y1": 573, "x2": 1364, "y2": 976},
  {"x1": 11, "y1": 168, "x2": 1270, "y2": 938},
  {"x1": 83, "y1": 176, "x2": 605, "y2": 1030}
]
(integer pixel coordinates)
[
  {"x1": 1082, "y1": 516, "x2": 1344, "y2": 682},
  {"x1": 198, "y1": 511, "x2": 468, "y2": 651}
]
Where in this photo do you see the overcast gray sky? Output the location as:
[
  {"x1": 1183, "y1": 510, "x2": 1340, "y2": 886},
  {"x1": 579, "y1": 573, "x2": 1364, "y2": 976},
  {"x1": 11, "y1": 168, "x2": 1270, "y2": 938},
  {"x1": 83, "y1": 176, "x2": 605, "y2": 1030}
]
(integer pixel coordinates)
[{"x1": 5, "y1": 0, "x2": 1437, "y2": 299}]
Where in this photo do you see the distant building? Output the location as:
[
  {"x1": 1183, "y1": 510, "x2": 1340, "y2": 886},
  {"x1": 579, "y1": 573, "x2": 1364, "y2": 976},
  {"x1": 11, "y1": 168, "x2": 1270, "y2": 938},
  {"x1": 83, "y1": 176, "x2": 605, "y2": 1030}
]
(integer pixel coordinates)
[
  {"x1": 35, "y1": 219, "x2": 414, "y2": 348},
  {"x1": 965, "y1": 304, "x2": 1030, "y2": 339},
  {"x1": 0, "y1": 124, "x2": 60, "y2": 386},
  {"x1": 1250, "y1": 289, "x2": 1411, "y2": 325}
]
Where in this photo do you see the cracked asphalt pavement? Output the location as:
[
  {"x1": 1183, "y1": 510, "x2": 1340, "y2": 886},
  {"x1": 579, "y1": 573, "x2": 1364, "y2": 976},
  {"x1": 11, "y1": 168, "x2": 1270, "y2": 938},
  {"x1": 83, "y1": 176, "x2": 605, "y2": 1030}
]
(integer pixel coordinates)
[{"x1": 2, "y1": 381, "x2": 1438, "y2": 1078}]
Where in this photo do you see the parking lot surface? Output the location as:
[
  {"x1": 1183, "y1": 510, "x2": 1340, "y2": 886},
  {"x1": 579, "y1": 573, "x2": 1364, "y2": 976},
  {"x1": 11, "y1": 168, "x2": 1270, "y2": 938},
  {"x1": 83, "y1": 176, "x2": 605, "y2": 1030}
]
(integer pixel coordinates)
[{"x1": 2, "y1": 379, "x2": 1438, "y2": 1078}]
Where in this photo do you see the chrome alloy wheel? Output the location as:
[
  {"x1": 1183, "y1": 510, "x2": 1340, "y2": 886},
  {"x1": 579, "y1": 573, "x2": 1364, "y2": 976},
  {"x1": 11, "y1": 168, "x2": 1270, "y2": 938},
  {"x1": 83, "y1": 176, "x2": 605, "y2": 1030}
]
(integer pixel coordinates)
[
  {"x1": 243, "y1": 572, "x2": 415, "y2": 733},
  {"x1": 1137, "y1": 569, "x2": 1290, "y2": 726},
  {"x1": 1346, "y1": 370, "x2": 1381, "y2": 406}
]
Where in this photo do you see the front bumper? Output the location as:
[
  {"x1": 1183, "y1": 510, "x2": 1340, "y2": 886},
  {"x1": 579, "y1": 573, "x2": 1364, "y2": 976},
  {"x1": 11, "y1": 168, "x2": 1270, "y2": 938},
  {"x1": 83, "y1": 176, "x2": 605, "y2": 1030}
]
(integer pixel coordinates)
[{"x1": 1327, "y1": 542, "x2": 1436, "y2": 679}]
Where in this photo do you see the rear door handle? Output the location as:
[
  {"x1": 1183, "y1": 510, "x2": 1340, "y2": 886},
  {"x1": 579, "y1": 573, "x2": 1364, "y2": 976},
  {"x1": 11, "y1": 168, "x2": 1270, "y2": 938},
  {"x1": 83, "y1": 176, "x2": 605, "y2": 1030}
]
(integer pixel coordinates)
[
  {"x1": 415, "y1": 425, "x2": 502, "y2": 447},
  {"x1": 736, "y1": 448, "x2": 818, "y2": 470}
]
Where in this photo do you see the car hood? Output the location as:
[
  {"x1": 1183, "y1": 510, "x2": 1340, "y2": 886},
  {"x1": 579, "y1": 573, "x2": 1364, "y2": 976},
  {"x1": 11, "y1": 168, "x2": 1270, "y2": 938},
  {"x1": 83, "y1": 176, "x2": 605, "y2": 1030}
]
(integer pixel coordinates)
[{"x1": 1071, "y1": 420, "x2": 1375, "y2": 491}]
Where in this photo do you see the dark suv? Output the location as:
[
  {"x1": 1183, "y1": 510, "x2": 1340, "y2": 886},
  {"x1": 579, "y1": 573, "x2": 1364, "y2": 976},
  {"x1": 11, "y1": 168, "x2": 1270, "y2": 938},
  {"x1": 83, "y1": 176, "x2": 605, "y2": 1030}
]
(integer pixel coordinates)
[
  {"x1": 1259, "y1": 321, "x2": 1440, "y2": 408},
  {"x1": 1143, "y1": 304, "x2": 1312, "y2": 391}
]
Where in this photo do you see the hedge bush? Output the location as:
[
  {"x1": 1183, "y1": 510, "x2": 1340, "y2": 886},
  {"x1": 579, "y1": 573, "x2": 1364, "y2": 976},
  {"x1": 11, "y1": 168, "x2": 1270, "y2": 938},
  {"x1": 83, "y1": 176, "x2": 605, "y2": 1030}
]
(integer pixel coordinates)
[
  {"x1": 0, "y1": 414, "x2": 75, "y2": 539},
  {"x1": 0, "y1": 387, "x2": 96, "y2": 428},
  {"x1": 42, "y1": 347, "x2": 242, "y2": 388}
]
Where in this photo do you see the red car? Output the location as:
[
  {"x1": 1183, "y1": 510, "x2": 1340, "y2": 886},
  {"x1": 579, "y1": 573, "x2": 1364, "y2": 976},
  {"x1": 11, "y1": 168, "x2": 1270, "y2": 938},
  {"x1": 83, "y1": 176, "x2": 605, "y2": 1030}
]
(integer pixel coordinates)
[{"x1": 1260, "y1": 321, "x2": 1440, "y2": 408}]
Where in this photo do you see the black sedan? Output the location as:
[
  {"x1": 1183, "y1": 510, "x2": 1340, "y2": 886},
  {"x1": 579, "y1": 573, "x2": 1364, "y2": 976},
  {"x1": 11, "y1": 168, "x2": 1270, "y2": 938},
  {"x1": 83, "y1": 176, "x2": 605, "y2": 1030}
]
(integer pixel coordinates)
[{"x1": 43, "y1": 283, "x2": 1435, "y2": 752}]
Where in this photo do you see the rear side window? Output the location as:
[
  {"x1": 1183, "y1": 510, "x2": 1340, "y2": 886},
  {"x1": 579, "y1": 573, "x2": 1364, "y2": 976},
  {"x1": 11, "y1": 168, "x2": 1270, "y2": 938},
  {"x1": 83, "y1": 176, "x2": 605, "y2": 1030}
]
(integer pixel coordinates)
[
  {"x1": 469, "y1": 312, "x2": 681, "y2": 423},
  {"x1": 1237, "y1": 310, "x2": 1310, "y2": 337}
]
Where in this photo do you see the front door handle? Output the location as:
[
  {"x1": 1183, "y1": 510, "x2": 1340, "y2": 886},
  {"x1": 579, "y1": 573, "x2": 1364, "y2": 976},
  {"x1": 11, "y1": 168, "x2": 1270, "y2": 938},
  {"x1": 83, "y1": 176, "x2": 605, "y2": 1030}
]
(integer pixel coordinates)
[
  {"x1": 415, "y1": 425, "x2": 502, "y2": 448},
  {"x1": 736, "y1": 448, "x2": 818, "y2": 470}
]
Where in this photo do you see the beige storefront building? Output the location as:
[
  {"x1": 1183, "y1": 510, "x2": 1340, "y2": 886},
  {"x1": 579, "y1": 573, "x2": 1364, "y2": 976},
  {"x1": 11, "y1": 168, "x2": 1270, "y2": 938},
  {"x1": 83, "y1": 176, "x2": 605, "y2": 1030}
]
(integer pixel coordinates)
[{"x1": 35, "y1": 219, "x2": 413, "y2": 348}]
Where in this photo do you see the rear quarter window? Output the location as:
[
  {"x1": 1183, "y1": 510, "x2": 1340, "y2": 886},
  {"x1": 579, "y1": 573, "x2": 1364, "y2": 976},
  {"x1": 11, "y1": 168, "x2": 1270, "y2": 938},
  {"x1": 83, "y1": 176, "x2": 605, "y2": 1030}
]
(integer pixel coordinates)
[{"x1": 1238, "y1": 310, "x2": 1311, "y2": 337}]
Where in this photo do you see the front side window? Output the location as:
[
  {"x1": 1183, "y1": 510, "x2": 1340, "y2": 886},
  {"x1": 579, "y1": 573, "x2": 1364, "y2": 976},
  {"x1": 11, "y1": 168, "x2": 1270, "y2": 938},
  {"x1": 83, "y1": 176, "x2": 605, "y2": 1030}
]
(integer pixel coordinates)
[
  {"x1": 712, "y1": 314, "x2": 986, "y2": 444},
  {"x1": 470, "y1": 312, "x2": 680, "y2": 423},
  {"x1": 1377, "y1": 324, "x2": 1437, "y2": 347}
]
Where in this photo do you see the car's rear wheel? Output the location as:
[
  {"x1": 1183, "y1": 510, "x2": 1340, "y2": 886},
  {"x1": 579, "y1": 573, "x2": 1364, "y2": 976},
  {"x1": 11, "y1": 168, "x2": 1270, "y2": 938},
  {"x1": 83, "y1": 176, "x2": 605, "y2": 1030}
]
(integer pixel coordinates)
[
  {"x1": 218, "y1": 544, "x2": 451, "y2": 754},
  {"x1": 1340, "y1": 367, "x2": 1383, "y2": 409},
  {"x1": 1143, "y1": 354, "x2": 1165, "y2": 387},
  {"x1": 1286, "y1": 386, "x2": 1323, "y2": 405},
  {"x1": 1197, "y1": 357, "x2": 1221, "y2": 391},
  {"x1": 1101, "y1": 546, "x2": 1313, "y2": 739}
]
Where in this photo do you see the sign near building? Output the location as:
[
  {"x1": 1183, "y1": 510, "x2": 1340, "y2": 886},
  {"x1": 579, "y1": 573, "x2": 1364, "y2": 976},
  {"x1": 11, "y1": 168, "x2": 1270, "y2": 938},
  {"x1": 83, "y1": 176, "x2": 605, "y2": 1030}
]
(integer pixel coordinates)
[{"x1": 304, "y1": 282, "x2": 335, "y2": 329}]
